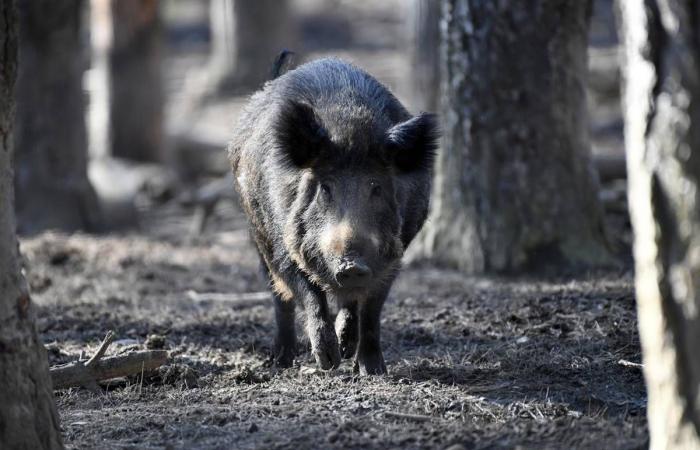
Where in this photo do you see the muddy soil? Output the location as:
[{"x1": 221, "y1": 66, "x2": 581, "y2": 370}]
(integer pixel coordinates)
[
  {"x1": 19, "y1": 1, "x2": 646, "y2": 448},
  {"x1": 21, "y1": 195, "x2": 647, "y2": 450}
]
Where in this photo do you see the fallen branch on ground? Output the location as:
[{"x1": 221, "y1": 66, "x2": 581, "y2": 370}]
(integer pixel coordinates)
[
  {"x1": 50, "y1": 331, "x2": 169, "y2": 391},
  {"x1": 617, "y1": 359, "x2": 643, "y2": 370},
  {"x1": 383, "y1": 411, "x2": 433, "y2": 422},
  {"x1": 186, "y1": 290, "x2": 270, "y2": 306}
]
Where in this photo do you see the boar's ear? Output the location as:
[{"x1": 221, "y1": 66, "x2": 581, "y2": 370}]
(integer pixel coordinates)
[
  {"x1": 274, "y1": 100, "x2": 328, "y2": 168},
  {"x1": 385, "y1": 113, "x2": 439, "y2": 172}
]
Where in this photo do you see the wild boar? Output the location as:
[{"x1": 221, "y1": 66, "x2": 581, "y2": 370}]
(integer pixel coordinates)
[{"x1": 229, "y1": 57, "x2": 438, "y2": 374}]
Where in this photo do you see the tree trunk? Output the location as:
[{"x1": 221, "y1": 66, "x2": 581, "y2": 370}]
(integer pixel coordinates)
[
  {"x1": 14, "y1": 0, "x2": 101, "y2": 235},
  {"x1": 407, "y1": 0, "x2": 441, "y2": 113},
  {"x1": 0, "y1": 2, "x2": 63, "y2": 448},
  {"x1": 109, "y1": 0, "x2": 163, "y2": 162},
  {"x1": 408, "y1": 0, "x2": 612, "y2": 273},
  {"x1": 205, "y1": 0, "x2": 293, "y2": 95},
  {"x1": 87, "y1": 0, "x2": 111, "y2": 160},
  {"x1": 619, "y1": 0, "x2": 700, "y2": 447}
]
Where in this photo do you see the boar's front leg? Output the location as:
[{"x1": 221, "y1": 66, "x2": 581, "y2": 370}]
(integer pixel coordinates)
[
  {"x1": 355, "y1": 289, "x2": 389, "y2": 375},
  {"x1": 303, "y1": 284, "x2": 341, "y2": 370},
  {"x1": 273, "y1": 292, "x2": 296, "y2": 368},
  {"x1": 335, "y1": 301, "x2": 358, "y2": 359}
]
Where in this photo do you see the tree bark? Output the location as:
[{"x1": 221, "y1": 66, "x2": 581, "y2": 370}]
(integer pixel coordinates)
[
  {"x1": 109, "y1": 0, "x2": 163, "y2": 162},
  {"x1": 14, "y1": 0, "x2": 101, "y2": 234},
  {"x1": 408, "y1": 0, "x2": 612, "y2": 273},
  {"x1": 0, "y1": 2, "x2": 63, "y2": 448},
  {"x1": 205, "y1": 0, "x2": 294, "y2": 95},
  {"x1": 619, "y1": 0, "x2": 700, "y2": 447}
]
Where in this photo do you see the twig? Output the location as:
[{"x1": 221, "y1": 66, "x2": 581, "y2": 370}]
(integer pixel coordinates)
[
  {"x1": 139, "y1": 361, "x2": 145, "y2": 397},
  {"x1": 186, "y1": 290, "x2": 270, "y2": 304},
  {"x1": 86, "y1": 331, "x2": 115, "y2": 368},
  {"x1": 617, "y1": 359, "x2": 643, "y2": 369},
  {"x1": 383, "y1": 411, "x2": 433, "y2": 422}
]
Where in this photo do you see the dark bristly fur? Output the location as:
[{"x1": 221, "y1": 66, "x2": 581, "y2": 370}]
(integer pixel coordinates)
[{"x1": 228, "y1": 58, "x2": 439, "y2": 374}]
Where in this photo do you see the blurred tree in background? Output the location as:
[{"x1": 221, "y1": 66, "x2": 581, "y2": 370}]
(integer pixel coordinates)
[
  {"x1": 409, "y1": 0, "x2": 612, "y2": 273},
  {"x1": 203, "y1": 0, "x2": 294, "y2": 97},
  {"x1": 109, "y1": 0, "x2": 164, "y2": 162},
  {"x1": 408, "y1": 0, "x2": 441, "y2": 113},
  {"x1": 14, "y1": 0, "x2": 101, "y2": 234},
  {"x1": 0, "y1": 2, "x2": 63, "y2": 448},
  {"x1": 619, "y1": 0, "x2": 700, "y2": 447}
]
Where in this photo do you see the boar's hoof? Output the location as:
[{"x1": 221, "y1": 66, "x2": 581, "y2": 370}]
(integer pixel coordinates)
[
  {"x1": 314, "y1": 348, "x2": 340, "y2": 370},
  {"x1": 339, "y1": 336, "x2": 358, "y2": 360},
  {"x1": 335, "y1": 309, "x2": 358, "y2": 359},
  {"x1": 314, "y1": 344, "x2": 341, "y2": 370},
  {"x1": 274, "y1": 345, "x2": 296, "y2": 368},
  {"x1": 354, "y1": 351, "x2": 387, "y2": 376},
  {"x1": 311, "y1": 325, "x2": 341, "y2": 370}
]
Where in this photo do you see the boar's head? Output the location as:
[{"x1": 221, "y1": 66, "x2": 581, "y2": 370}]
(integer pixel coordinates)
[{"x1": 275, "y1": 100, "x2": 439, "y2": 294}]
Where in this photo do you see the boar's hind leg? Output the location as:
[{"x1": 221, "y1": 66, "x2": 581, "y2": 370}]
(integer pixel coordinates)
[
  {"x1": 273, "y1": 293, "x2": 297, "y2": 368},
  {"x1": 355, "y1": 291, "x2": 388, "y2": 375},
  {"x1": 303, "y1": 285, "x2": 341, "y2": 370},
  {"x1": 335, "y1": 302, "x2": 359, "y2": 359}
]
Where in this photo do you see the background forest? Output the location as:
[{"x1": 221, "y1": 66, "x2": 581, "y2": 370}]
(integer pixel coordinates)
[{"x1": 1, "y1": 0, "x2": 698, "y2": 449}]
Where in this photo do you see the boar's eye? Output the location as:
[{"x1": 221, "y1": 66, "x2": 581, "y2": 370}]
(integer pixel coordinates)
[
  {"x1": 320, "y1": 183, "x2": 332, "y2": 202},
  {"x1": 370, "y1": 182, "x2": 382, "y2": 198}
]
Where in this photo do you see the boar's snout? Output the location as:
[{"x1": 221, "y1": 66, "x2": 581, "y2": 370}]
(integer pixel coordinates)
[{"x1": 335, "y1": 257, "x2": 372, "y2": 288}]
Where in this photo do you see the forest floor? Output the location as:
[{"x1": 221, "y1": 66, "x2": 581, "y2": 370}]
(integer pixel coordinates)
[
  {"x1": 23, "y1": 0, "x2": 646, "y2": 448},
  {"x1": 23, "y1": 197, "x2": 647, "y2": 450}
]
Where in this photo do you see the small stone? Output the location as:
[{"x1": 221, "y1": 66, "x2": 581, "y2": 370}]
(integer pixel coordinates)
[
  {"x1": 158, "y1": 364, "x2": 199, "y2": 388},
  {"x1": 145, "y1": 334, "x2": 167, "y2": 349},
  {"x1": 444, "y1": 445, "x2": 467, "y2": 450},
  {"x1": 516, "y1": 336, "x2": 529, "y2": 344}
]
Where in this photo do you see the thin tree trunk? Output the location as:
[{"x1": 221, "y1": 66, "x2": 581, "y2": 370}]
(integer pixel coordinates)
[
  {"x1": 0, "y1": 2, "x2": 63, "y2": 448},
  {"x1": 14, "y1": 0, "x2": 101, "y2": 234},
  {"x1": 619, "y1": 0, "x2": 700, "y2": 447},
  {"x1": 109, "y1": 0, "x2": 163, "y2": 162},
  {"x1": 205, "y1": 0, "x2": 293, "y2": 95},
  {"x1": 408, "y1": 0, "x2": 441, "y2": 113},
  {"x1": 87, "y1": 0, "x2": 112, "y2": 160},
  {"x1": 409, "y1": 0, "x2": 612, "y2": 273}
]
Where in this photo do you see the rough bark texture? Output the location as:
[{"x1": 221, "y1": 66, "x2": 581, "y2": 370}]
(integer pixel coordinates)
[
  {"x1": 408, "y1": 0, "x2": 611, "y2": 273},
  {"x1": 206, "y1": 0, "x2": 293, "y2": 95},
  {"x1": 619, "y1": 0, "x2": 700, "y2": 447},
  {"x1": 14, "y1": 0, "x2": 101, "y2": 234},
  {"x1": 109, "y1": 0, "x2": 163, "y2": 162},
  {"x1": 408, "y1": 0, "x2": 441, "y2": 113},
  {"x1": 0, "y1": 2, "x2": 63, "y2": 448}
]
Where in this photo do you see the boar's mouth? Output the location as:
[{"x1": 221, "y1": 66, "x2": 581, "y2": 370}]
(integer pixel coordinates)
[
  {"x1": 285, "y1": 229, "x2": 402, "y2": 294},
  {"x1": 309, "y1": 251, "x2": 403, "y2": 294},
  {"x1": 334, "y1": 257, "x2": 372, "y2": 289},
  {"x1": 332, "y1": 258, "x2": 402, "y2": 294}
]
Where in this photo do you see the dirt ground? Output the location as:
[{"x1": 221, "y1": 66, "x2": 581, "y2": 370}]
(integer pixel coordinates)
[
  {"x1": 22, "y1": 194, "x2": 647, "y2": 449},
  {"x1": 20, "y1": 1, "x2": 647, "y2": 448}
]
